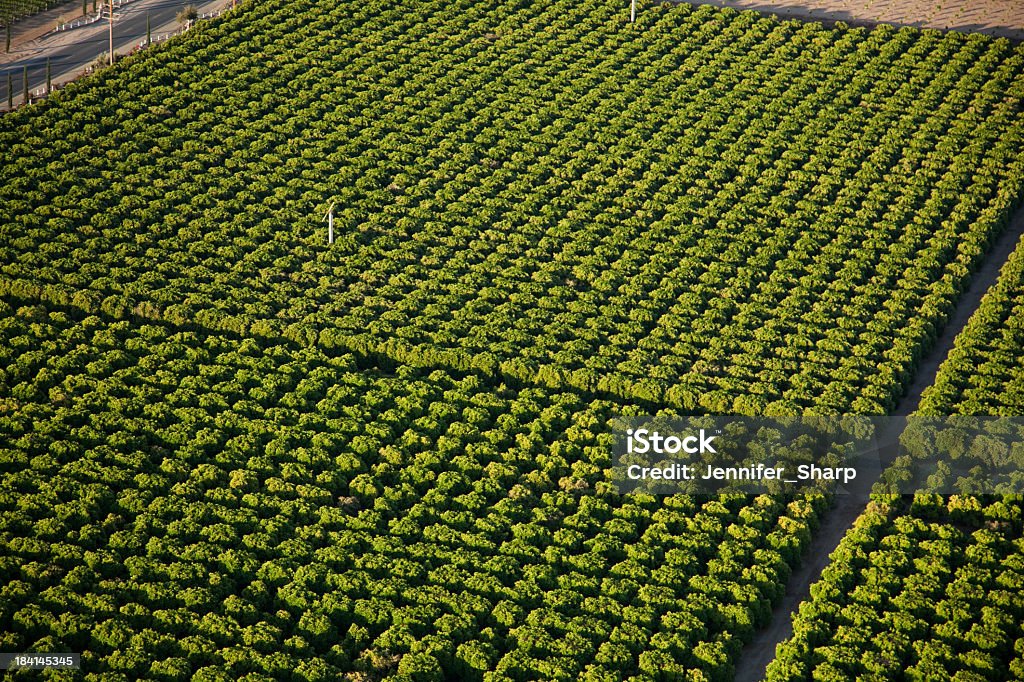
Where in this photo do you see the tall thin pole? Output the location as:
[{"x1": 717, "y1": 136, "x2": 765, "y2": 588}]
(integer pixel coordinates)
[
  {"x1": 7, "y1": 71, "x2": 12, "y2": 108},
  {"x1": 108, "y1": 0, "x2": 113, "y2": 65},
  {"x1": 146, "y1": 13, "x2": 150, "y2": 45},
  {"x1": 21, "y1": 64, "x2": 27, "y2": 104},
  {"x1": 45, "y1": 57, "x2": 50, "y2": 94},
  {"x1": 630, "y1": 0, "x2": 636, "y2": 23},
  {"x1": 324, "y1": 202, "x2": 335, "y2": 244}
]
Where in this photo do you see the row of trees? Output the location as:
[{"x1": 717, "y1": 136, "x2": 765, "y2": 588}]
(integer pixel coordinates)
[
  {"x1": 2, "y1": 0, "x2": 1023, "y2": 421},
  {"x1": 771, "y1": 234, "x2": 1024, "y2": 679},
  {"x1": 767, "y1": 502, "x2": 1024, "y2": 681},
  {"x1": 918, "y1": 234, "x2": 1024, "y2": 417},
  {"x1": 2, "y1": 0, "x2": 1024, "y2": 677},
  {"x1": 0, "y1": 299, "x2": 832, "y2": 680}
]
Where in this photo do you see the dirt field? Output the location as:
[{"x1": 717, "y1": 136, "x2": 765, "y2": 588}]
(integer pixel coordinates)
[{"x1": 688, "y1": 0, "x2": 1024, "y2": 41}]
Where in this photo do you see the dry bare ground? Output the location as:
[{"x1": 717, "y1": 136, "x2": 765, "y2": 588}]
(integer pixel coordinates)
[{"x1": 684, "y1": 0, "x2": 1024, "y2": 41}]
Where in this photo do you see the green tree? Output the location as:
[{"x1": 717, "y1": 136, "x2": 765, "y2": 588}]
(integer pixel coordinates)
[{"x1": 455, "y1": 640, "x2": 496, "y2": 677}]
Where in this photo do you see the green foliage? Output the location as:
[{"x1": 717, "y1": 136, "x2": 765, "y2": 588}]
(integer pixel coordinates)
[
  {"x1": 0, "y1": 0, "x2": 67, "y2": 24},
  {"x1": 0, "y1": 303, "x2": 824, "y2": 679},
  {"x1": 767, "y1": 501, "x2": 1024, "y2": 681},
  {"x1": 771, "y1": 237, "x2": 1024, "y2": 678},
  {"x1": 2, "y1": 0, "x2": 1023, "y2": 417},
  {"x1": 3, "y1": 0, "x2": 1024, "y2": 678},
  {"x1": 919, "y1": 237, "x2": 1024, "y2": 416}
]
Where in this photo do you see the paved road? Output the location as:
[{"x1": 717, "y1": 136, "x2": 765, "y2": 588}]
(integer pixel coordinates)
[{"x1": 2, "y1": 0, "x2": 225, "y2": 106}]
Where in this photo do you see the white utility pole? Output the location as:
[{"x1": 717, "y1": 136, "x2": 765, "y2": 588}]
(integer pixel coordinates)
[
  {"x1": 324, "y1": 202, "x2": 335, "y2": 244},
  {"x1": 108, "y1": 0, "x2": 113, "y2": 65},
  {"x1": 630, "y1": 0, "x2": 636, "y2": 23}
]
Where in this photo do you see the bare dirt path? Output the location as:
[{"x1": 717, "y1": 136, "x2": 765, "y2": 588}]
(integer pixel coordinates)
[
  {"x1": 732, "y1": 207, "x2": 1024, "y2": 681},
  {"x1": 683, "y1": 0, "x2": 1024, "y2": 41}
]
